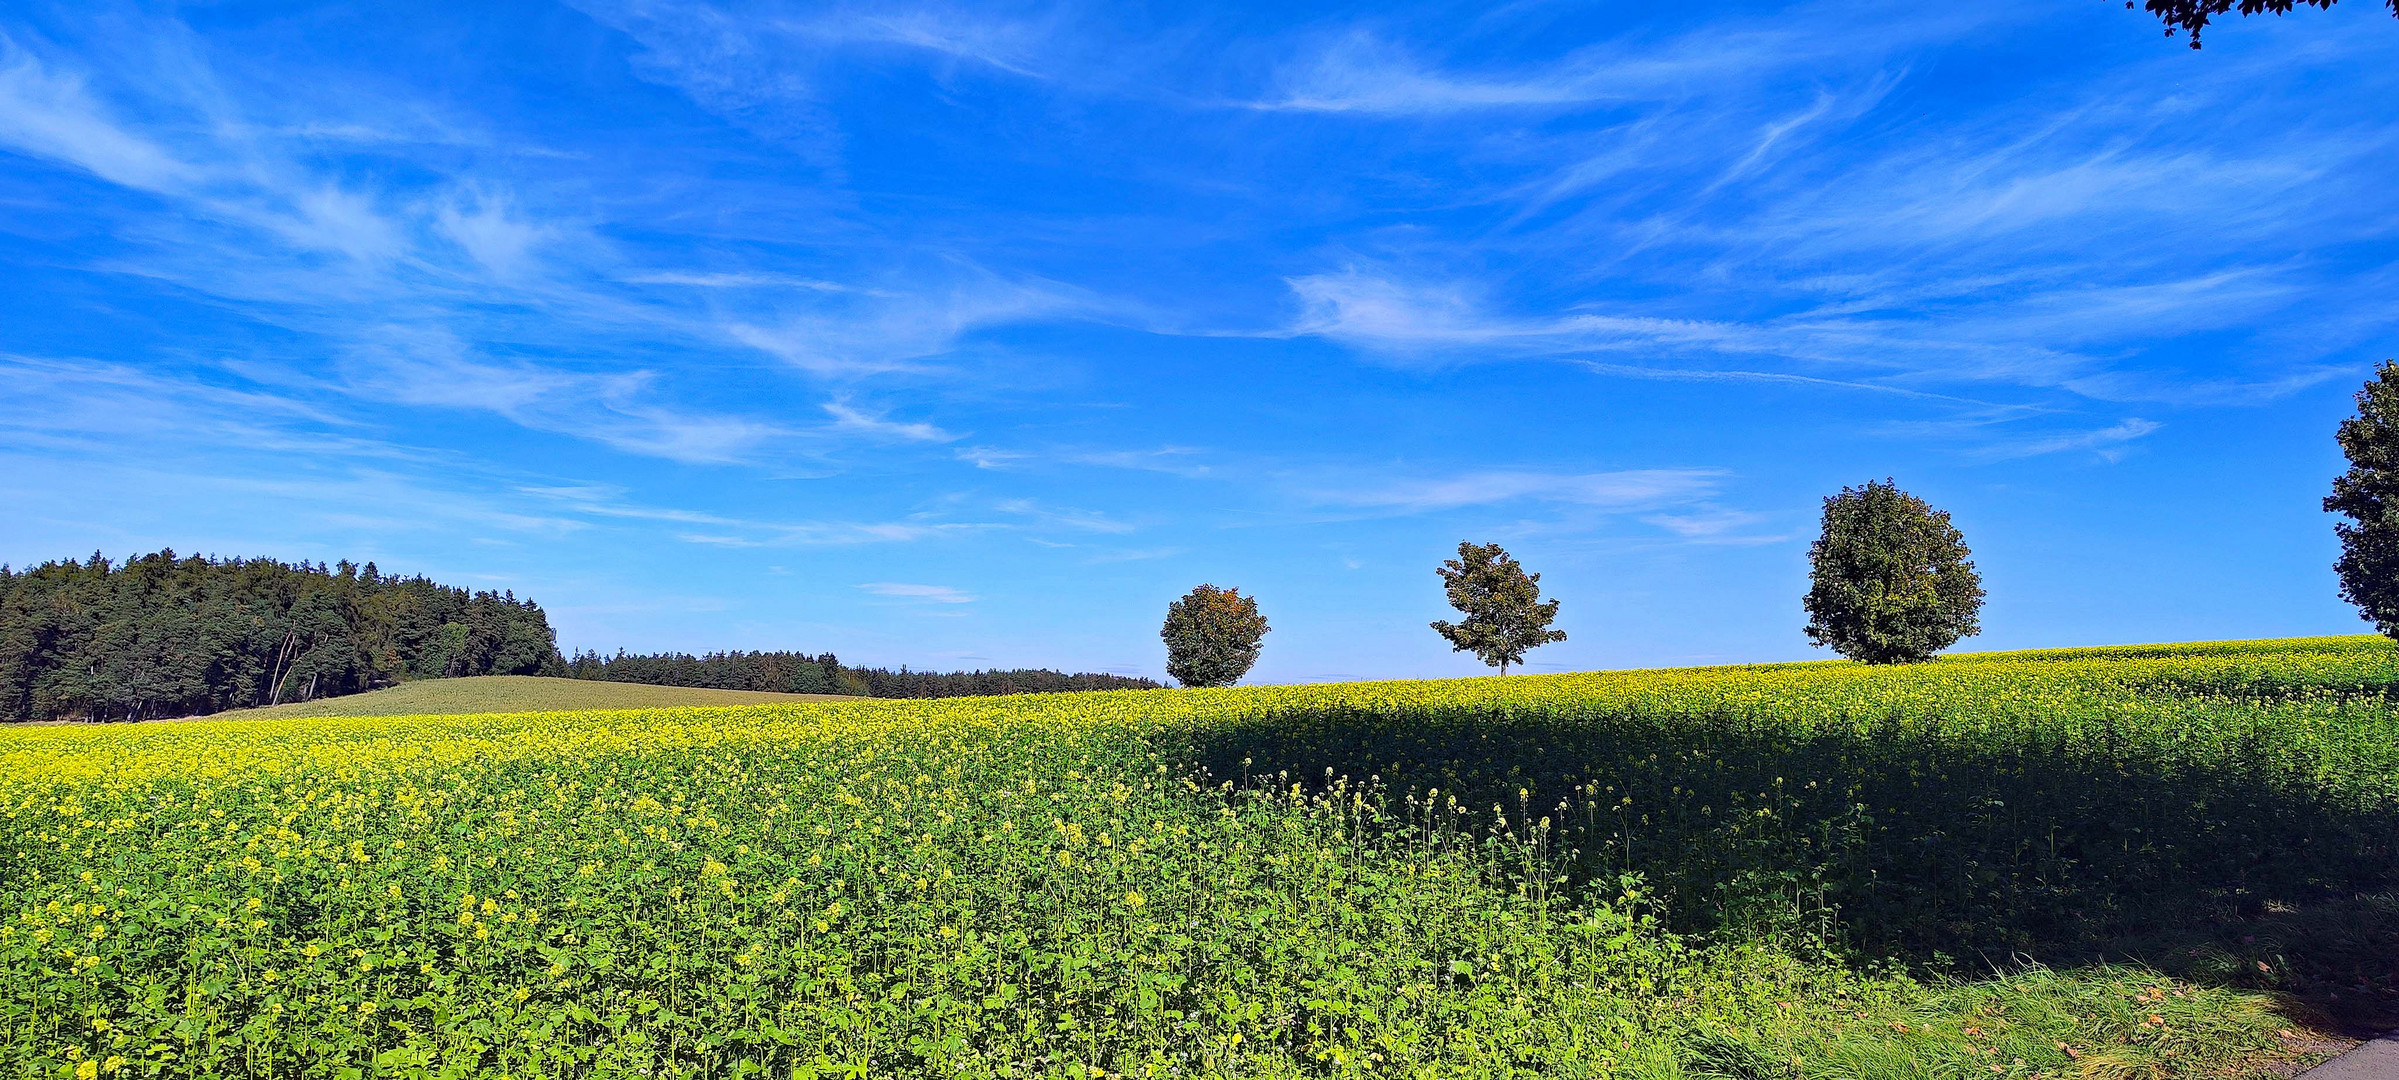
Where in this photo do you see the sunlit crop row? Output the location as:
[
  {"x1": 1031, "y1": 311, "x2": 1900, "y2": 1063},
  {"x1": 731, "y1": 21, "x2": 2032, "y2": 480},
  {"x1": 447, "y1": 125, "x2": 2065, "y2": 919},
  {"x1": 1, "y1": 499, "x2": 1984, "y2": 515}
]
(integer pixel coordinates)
[{"x1": 4, "y1": 637, "x2": 2393, "y2": 1077}]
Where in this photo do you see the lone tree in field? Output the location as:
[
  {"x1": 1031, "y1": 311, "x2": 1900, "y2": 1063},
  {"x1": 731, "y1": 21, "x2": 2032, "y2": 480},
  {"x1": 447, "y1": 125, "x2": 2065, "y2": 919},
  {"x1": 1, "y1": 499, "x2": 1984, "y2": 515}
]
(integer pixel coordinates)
[
  {"x1": 2326, "y1": 360, "x2": 2399, "y2": 639},
  {"x1": 1431, "y1": 541, "x2": 1566, "y2": 675},
  {"x1": 1162, "y1": 584, "x2": 1269, "y2": 688},
  {"x1": 1803, "y1": 480, "x2": 1984, "y2": 664}
]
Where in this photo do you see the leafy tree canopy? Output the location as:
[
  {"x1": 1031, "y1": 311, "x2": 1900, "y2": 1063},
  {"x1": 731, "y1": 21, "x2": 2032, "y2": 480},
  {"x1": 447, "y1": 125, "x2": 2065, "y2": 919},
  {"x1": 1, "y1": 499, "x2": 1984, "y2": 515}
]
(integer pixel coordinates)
[
  {"x1": 2325, "y1": 360, "x2": 2399, "y2": 639},
  {"x1": 1803, "y1": 481, "x2": 1984, "y2": 664},
  {"x1": 1162, "y1": 585, "x2": 1269, "y2": 688},
  {"x1": 1430, "y1": 541, "x2": 1566, "y2": 676},
  {"x1": 2135, "y1": 0, "x2": 2398, "y2": 48}
]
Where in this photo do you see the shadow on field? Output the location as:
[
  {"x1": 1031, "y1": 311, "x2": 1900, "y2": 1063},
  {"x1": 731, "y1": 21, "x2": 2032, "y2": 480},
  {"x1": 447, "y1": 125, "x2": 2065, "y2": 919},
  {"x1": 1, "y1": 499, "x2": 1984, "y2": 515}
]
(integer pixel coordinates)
[{"x1": 1159, "y1": 706, "x2": 2399, "y2": 1032}]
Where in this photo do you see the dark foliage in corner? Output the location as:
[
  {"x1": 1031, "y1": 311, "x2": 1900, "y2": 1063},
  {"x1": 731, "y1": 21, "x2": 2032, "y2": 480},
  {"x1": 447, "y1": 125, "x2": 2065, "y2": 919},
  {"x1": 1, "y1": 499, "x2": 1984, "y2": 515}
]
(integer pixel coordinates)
[
  {"x1": 1802, "y1": 481, "x2": 1984, "y2": 664},
  {"x1": 0, "y1": 550, "x2": 561, "y2": 722},
  {"x1": 2133, "y1": 0, "x2": 2397, "y2": 49}
]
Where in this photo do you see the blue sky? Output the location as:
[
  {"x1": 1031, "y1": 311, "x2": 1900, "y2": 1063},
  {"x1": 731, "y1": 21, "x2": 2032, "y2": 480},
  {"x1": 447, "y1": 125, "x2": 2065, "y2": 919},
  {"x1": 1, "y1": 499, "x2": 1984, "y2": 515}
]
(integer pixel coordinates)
[{"x1": 1, "y1": 1, "x2": 2393, "y2": 682}]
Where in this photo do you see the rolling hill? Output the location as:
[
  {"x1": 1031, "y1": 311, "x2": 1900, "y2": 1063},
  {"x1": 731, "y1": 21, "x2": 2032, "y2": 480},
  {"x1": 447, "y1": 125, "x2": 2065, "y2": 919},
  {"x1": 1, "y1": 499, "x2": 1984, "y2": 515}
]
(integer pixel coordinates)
[{"x1": 193, "y1": 675, "x2": 859, "y2": 721}]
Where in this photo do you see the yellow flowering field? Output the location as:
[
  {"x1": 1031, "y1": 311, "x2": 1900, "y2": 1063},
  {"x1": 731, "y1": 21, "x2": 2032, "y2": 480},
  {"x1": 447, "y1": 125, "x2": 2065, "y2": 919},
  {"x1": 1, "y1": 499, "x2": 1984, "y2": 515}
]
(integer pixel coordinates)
[{"x1": 5, "y1": 637, "x2": 2396, "y2": 1078}]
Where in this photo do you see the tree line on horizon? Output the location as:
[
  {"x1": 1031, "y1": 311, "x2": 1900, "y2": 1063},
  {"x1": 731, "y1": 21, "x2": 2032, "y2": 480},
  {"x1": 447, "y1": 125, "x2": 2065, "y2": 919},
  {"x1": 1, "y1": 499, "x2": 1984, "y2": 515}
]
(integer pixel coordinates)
[{"x1": 560, "y1": 649, "x2": 1160, "y2": 697}]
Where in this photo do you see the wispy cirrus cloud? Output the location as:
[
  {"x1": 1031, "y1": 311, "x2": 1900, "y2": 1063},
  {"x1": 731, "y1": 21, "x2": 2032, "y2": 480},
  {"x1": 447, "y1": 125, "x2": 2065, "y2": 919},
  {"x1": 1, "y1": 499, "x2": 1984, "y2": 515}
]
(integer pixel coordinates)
[
  {"x1": 727, "y1": 267, "x2": 1083, "y2": 377},
  {"x1": 784, "y1": 8, "x2": 1054, "y2": 77},
  {"x1": 1251, "y1": 7, "x2": 2394, "y2": 435},
  {"x1": 1286, "y1": 267, "x2": 1757, "y2": 355},
  {"x1": 1641, "y1": 508, "x2": 1790, "y2": 545},
  {"x1": 1318, "y1": 468, "x2": 1725, "y2": 513},
  {"x1": 325, "y1": 329, "x2": 799, "y2": 466},
  {"x1": 1248, "y1": 8, "x2": 1987, "y2": 116},
  {"x1": 1970, "y1": 418, "x2": 2164, "y2": 462},
  {"x1": 0, "y1": 352, "x2": 374, "y2": 460},
  {"x1": 1253, "y1": 32, "x2": 1617, "y2": 115},
  {"x1": 823, "y1": 402, "x2": 957, "y2": 442},
  {"x1": 956, "y1": 444, "x2": 1211, "y2": 477},
  {"x1": 1284, "y1": 265, "x2": 1982, "y2": 379},
  {"x1": 621, "y1": 270, "x2": 852, "y2": 291},
  {"x1": 566, "y1": 0, "x2": 1053, "y2": 163},
  {"x1": 0, "y1": 34, "x2": 433, "y2": 267},
  {"x1": 857, "y1": 581, "x2": 976, "y2": 603},
  {"x1": 1869, "y1": 414, "x2": 2167, "y2": 463},
  {"x1": 994, "y1": 499, "x2": 1137, "y2": 534},
  {"x1": 1283, "y1": 261, "x2": 2344, "y2": 409},
  {"x1": 519, "y1": 484, "x2": 1002, "y2": 547},
  {"x1": 1080, "y1": 546, "x2": 1185, "y2": 564},
  {"x1": 0, "y1": 38, "x2": 191, "y2": 189},
  {"x1": 0, "y1": 354, "x2": 616, "y2": 548},
  {"x1": 0, "y1": 18, "x2": 1079, "y2": 472},
  {"x1": 435, "y1": 189, "x2": 553, "y2": 279}
]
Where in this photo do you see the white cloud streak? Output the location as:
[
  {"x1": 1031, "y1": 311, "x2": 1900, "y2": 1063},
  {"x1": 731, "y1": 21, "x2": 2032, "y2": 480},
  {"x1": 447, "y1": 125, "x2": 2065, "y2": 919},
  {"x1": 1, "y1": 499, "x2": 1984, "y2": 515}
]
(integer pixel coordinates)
[
  {"x1": 1972, "y1": 418, "x2": 2163, "y2": 462},
  {"x1": 857, "y1": 581, "x2": 976, "y2": 603},
  {"x1": 0, "y1": 39, "x2": 191, "y2": 189},
  {"x1": 1283, "y1": 262, "x2": 2345, "y2": 408},
  {"x1": 1250, "y1": 10, "x2": 1986, "y2": 116},
  {"x1": 728, "y1": 270, "x2": 1083, "y2": 377},
  {"x1": 1321, "y1": 468, "x2": 1725, "y2": 513},
  {"x1": 823, "y1": 402, "x2": 957, "y2": 442}
]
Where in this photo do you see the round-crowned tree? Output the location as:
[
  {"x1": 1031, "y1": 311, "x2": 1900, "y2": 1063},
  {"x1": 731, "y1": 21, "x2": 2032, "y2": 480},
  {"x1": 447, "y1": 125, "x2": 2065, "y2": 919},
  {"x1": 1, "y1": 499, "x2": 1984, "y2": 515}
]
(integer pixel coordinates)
[
  {"x1": 1429, "y1": 541, "x2": 1565, "y2": 675},
  {"x1": 2326, "y1": 360, "x2": 2399, "y2": 638},
  {"x1": 1161, "y1": 584, "x2": 1269, "y2": 688},
  {"x1": 1803, "y1": 480, "x2": 1984, "y2": 664}
]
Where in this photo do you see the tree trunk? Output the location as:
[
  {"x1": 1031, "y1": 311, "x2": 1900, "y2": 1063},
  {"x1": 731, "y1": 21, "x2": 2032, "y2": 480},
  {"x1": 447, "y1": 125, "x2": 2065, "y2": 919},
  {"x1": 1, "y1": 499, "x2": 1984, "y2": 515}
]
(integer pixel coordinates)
[{"x1": 266, "y1": 630, "x2": 298, "y2": 706}]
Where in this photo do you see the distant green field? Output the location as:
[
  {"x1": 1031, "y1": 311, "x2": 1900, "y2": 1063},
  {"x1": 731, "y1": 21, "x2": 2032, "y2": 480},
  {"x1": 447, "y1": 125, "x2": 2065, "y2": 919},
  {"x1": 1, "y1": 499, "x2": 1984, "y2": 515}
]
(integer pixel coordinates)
[{"x1": 195, "y1": 675, "x2": 857, "y2": 721}]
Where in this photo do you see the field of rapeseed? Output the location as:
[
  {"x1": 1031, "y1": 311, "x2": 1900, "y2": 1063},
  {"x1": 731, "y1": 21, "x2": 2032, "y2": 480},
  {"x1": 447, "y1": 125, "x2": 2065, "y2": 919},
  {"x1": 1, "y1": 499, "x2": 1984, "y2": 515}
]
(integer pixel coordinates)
[{"x1": 5, "y1": 637, "x2": 2397, "y2": 1078}]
